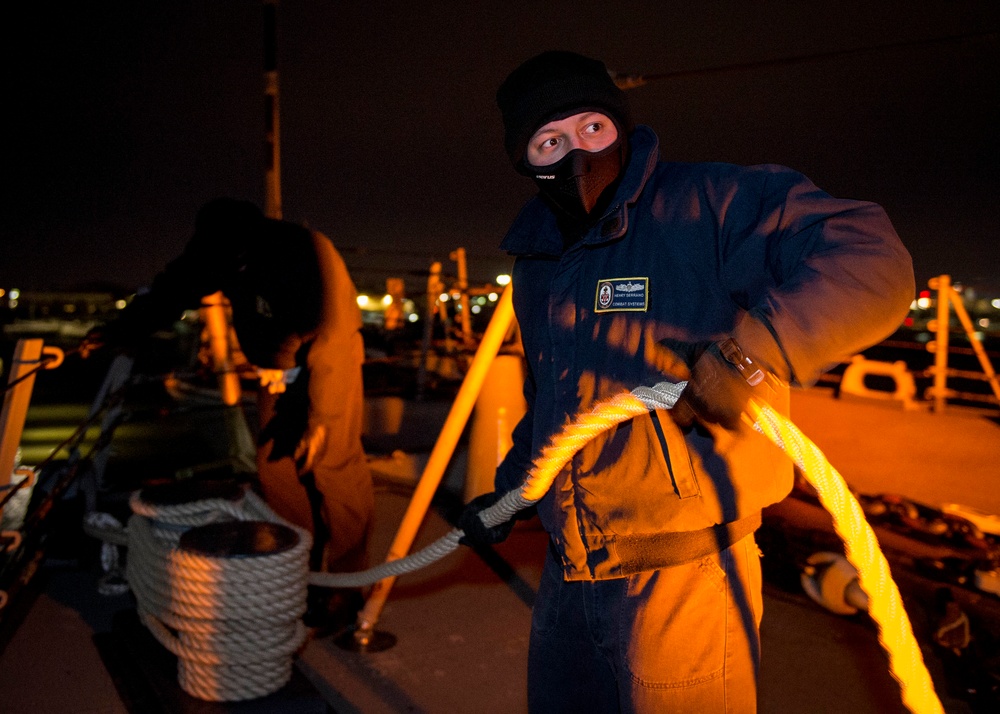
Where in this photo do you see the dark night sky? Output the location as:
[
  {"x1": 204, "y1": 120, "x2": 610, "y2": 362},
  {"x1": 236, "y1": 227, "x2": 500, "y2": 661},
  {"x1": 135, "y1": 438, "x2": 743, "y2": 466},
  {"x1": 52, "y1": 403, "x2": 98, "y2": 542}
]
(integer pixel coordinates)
[{"x1": 4, "y1": 1, "x2": 999, "y2": 297}]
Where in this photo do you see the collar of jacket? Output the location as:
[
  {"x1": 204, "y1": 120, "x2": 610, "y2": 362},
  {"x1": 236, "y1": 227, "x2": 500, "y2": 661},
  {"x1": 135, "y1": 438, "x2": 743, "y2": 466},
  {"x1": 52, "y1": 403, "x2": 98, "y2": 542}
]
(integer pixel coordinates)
[{"x1": 500, "y1": 125, "x2": 661, "y2": 257}]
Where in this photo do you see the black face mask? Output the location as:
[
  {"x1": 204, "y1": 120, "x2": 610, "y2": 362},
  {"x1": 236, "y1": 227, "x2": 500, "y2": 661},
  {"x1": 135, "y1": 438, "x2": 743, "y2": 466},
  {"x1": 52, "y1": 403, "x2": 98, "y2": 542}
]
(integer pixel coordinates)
[{"x1": 523, "y1": 137, "x2": 625, "y2": 219}]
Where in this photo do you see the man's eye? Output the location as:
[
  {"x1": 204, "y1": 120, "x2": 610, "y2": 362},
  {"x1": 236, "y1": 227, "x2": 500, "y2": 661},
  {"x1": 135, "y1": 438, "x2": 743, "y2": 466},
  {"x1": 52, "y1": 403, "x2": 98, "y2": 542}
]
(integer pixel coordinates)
[
  {"x1": 540, "y1": 137, "x2": 559, "y2": 149},
  {"x1": 584, "y1": 122, "x2": 602, "y2": 134}
]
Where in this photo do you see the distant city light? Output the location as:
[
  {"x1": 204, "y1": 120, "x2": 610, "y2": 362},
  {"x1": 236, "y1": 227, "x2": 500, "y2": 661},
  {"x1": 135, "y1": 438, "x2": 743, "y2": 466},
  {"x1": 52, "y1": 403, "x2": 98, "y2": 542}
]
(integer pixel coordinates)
[
  {"x1": 407, "y1": 313, "x2": 419, "y2": 323},
  {"x1": 115, "y1": 299, "x2": 127, "y2": 309},
  {"x1": 9, "y1": 289, "x2": 20, "y2": 300},
  {"x1": 496, "y1": 274, "x2": 511, "y2": 286},
  {"x1": 992, "y1": 299, "x2": 1000, "y2": 310},
  {"x1": 471, "y1": 304, "x2": 482, "y2": 314},
  {"x1": 381, "y1": 294, "x2": 393, "y2": 306},
  {"x1": 487, "y1": 292, "x2": 498, "y2": 302},
  {"x1": 439, "y1": 293, "x2": 450, "y2": 302},
  {"x1": 979, "y1": 318, "x2": 990, "y2": 328},
  {"x1": 916, "y1": 297, "x2": 931, "y2": 309},
  {"x1": 0, "y1": 289, "x2": 5, "y2": 298},
  {"x1": 357, "y1": 294, "x2": 369, "y2": 307}
]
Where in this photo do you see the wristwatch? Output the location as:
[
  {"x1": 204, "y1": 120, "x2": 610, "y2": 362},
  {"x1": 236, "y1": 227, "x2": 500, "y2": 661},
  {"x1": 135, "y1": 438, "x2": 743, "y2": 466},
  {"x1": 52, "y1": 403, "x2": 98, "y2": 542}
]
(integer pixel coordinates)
[{"x1": 718, "y1": 338, "x2": 765, "y2": 387}]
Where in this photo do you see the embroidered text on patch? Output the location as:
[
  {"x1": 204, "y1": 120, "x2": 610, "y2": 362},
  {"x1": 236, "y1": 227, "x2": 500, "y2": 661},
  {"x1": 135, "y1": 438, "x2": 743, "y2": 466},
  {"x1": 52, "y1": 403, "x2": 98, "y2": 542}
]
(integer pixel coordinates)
[{"x1": 594, "y1": 277, "x2": 649, "y2": 312}]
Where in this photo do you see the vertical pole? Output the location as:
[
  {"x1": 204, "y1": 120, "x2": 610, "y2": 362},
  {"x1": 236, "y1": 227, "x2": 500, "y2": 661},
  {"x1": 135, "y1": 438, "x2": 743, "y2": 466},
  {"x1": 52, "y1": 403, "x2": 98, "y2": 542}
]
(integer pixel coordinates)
[
  {"x1": 200, "y1": 292, "x2": 241, "y2": 407},
  {"x1": 947, "y1": 285, "x2": 1000, "y2": 401},
  {"x1": 200, "y1": 293, "x2": 256, "y2": 473},
  {"x1": 354, "y1": 285, "x2": 515, "y2": 645},
  {"x1": 263, "y1": 0, "x2": 282, "y2": 220},
  {"x1": 417, "y1": 261, "x2": 442, "y2": 399},
  {"x1": 450, "y1": 247, "x2": 473, "y2": 347},
  {"x1": 931, "y1": 275, "x2": 950, "y2": 413},
  {"x1": 0, "y1": 340, "x2": 44, "y2": 521}
]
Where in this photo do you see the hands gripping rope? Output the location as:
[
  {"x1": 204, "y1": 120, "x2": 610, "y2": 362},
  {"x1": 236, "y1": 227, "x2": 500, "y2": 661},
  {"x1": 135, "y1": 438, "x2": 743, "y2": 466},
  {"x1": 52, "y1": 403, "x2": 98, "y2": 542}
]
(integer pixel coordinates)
[{"x1": 308, "y1": 382, "x2": 686, "y2": 589}]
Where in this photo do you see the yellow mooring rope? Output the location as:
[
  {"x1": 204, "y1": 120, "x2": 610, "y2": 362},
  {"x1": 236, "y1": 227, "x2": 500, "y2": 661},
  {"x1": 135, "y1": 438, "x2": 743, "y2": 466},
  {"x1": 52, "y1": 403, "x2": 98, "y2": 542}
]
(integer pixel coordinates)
[{"x1": 747, "y1": 400, "x2": 943, "y2": 714}]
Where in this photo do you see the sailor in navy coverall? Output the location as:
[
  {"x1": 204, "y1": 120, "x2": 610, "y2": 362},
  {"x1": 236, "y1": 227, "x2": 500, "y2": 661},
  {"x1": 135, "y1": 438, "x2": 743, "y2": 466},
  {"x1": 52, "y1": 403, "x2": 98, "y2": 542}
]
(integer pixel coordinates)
[{"x1": 459, "y1": 52, "x2": 914, "y2": 713}]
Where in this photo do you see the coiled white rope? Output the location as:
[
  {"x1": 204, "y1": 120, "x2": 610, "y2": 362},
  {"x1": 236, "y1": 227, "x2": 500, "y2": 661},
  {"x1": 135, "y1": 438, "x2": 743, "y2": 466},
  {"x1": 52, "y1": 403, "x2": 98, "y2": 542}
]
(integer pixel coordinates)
[{"x1": 124, "y1": 488, "x2": 312, "y2": 701}]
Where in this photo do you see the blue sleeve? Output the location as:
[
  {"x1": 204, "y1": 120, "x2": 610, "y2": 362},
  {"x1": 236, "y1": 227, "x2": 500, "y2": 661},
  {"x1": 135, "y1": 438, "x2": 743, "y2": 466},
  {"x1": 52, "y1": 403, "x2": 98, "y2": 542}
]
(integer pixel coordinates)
[{"x1": 720, "y1": 164, "x2": 915, "y2": 386}]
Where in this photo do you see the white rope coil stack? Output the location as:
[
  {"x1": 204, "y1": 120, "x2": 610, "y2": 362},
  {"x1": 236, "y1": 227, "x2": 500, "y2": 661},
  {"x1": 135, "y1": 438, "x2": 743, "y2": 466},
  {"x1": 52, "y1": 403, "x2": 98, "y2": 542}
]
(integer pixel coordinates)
[{"x1": 125, "y1": 488, "x2": 312, "y2": 702}]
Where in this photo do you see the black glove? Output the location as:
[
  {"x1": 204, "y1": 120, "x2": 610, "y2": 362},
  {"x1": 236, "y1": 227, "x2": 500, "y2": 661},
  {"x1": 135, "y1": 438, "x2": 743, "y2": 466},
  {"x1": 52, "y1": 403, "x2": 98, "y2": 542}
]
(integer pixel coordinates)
[
  {"x1": 670, "y1": 338, "x2": 765, "y2": 430},
  {"x1": 259, "y1": 372, "x2": 310, "y2": 461},
  {"x1": 458, "y1": 492, "x2": 516, "y2": 548}
]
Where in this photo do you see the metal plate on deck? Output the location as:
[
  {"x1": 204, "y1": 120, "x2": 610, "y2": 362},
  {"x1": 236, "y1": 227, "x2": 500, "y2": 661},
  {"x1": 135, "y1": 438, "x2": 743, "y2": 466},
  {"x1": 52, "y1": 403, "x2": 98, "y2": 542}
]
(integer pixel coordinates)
[{"x1": 179, "y1": 521, "x2": 299, "y2": 558}]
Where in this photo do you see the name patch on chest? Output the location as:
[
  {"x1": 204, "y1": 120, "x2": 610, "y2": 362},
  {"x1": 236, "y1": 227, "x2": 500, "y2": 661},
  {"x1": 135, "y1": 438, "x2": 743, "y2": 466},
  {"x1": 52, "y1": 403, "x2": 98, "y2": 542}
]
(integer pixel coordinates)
[{"x1": 594, "y1": 277, "x2": 649, "y2": 312}]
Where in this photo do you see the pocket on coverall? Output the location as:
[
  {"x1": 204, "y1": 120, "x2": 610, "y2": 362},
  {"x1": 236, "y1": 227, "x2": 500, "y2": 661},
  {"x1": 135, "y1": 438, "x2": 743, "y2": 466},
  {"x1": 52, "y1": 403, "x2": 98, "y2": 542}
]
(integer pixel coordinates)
[
  {"x1": 649, "y1": 408, "x2": 700, "y2": 499},
  {"x1": 618, "y1": 552, "x2": 727, "y2": 687}
]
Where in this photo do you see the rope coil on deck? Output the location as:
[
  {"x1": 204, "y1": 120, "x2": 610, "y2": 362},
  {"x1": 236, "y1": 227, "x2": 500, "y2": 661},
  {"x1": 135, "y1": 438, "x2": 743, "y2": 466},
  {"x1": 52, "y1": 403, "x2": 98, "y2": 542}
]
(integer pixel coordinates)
[{"x1": 125, "y1": 489, "x2": 312, "y2": 702}]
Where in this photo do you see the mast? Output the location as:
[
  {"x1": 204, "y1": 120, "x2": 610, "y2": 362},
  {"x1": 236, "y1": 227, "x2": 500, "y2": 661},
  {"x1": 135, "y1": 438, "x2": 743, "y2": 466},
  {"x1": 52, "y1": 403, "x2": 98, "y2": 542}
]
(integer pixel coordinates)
[{"x1": 263, "y1": 0, "x2": 282, "y2": 219}]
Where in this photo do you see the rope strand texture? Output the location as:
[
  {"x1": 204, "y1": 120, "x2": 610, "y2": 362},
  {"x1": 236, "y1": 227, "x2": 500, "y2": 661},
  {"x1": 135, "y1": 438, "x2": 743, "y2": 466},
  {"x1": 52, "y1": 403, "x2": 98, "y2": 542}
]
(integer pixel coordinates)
[
  {"x1": 126, "y1": 490, "x2": 311, "y2": 702},
  {"x1": 748, "y1": 400, "x2": 942, "y2": 714}
]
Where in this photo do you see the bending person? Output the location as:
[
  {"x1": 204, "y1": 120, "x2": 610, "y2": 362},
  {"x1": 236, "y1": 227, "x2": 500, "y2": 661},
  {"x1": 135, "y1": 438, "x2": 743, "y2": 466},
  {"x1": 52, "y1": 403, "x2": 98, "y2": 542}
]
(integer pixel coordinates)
[{"x1": 87, "y1": 198, "x2": 372, "y2": 631}]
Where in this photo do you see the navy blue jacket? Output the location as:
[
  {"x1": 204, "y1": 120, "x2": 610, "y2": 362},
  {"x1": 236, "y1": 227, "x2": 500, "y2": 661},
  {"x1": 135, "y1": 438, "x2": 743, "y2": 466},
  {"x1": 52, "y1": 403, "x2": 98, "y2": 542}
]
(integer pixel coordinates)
[{"x1": 496, "y1": 126, "x2": 914, "y2": 580}]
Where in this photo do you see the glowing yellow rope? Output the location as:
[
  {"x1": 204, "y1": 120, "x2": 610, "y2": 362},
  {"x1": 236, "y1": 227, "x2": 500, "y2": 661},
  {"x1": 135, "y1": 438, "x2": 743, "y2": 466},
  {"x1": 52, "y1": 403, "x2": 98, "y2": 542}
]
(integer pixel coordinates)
[
  {"x1": 511, "y1": 387, "x2": 943, "y2": 713},
  {"x1": 747, "y1": 400, "x2": 943, "y2": 714},
  {"x1": 520, "y1": 392, "x2": 652, "y2": 502}
]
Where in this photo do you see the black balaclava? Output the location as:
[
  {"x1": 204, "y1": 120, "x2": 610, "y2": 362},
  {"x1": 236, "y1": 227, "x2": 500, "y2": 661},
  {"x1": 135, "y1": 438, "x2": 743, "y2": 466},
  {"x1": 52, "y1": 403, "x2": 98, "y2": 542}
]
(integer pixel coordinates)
[{"x1": 497, "y1": 51, "x2": 633, "y2": 222}]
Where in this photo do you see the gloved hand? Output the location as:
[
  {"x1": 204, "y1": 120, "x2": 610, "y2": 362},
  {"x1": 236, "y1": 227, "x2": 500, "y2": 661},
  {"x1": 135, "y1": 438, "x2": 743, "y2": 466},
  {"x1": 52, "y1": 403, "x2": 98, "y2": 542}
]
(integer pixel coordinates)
[
  {"x1": 458, "y1": 492, "x2": 516, "y2": 548},
  {"x1": 669, "y1": 338, "x2": 766, "y2": 430},
  {"x1": 294, "y1": 424, "x2": 327, "y2": 475},
  {"x1": 259, "y1": 374, "x2": 310, "y2": 461}
]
